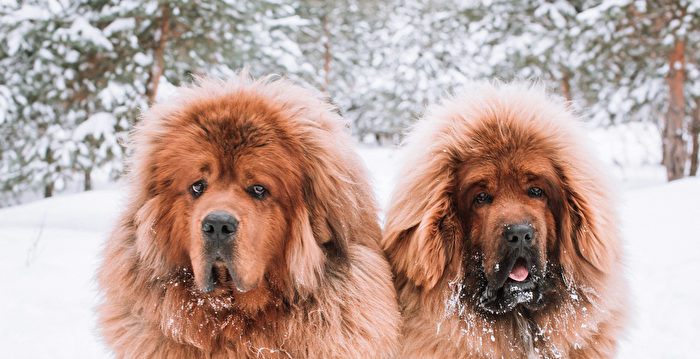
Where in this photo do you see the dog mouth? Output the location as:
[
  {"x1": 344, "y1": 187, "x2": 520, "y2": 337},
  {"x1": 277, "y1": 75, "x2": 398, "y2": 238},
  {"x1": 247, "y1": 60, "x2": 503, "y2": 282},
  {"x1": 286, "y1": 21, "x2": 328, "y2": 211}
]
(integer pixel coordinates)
[
  {"x1": 196, "y1": 252, "x2": 256, "y2": 294},
  {"x1": 477, "y1": 255, "x2": 545, "y2": 315},
  {"x1": 196, "y1": 255, "x2": 233, "y2": 293},
  {"x1": 508, "y1": 257, "x2": 529, "y2": 282},
  {"x1": 211, "y1": 259, "x2": 233, "y2": 286}
]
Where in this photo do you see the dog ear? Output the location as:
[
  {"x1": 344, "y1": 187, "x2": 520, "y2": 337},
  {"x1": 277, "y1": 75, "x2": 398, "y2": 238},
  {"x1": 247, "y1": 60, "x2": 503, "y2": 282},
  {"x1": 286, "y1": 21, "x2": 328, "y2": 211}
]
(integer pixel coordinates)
[
  {"x1": 302, "y1": 171, "x2": 353, "y2": 260},
  {"x1": 133, "y1": 197, "x2": 184, "y2": 276},
  {"x1": 286, "y1": 204, "x2": 326, "y2": 294},
  {"x1": 556, "y1": 172, "x2": 619, "y2": 278},
  {"x1": 286, "y1": 164, "x2": 363, "y2": 293},
  {"x1": 383, "y1": 164, "x2": 459, "y2": 291}
]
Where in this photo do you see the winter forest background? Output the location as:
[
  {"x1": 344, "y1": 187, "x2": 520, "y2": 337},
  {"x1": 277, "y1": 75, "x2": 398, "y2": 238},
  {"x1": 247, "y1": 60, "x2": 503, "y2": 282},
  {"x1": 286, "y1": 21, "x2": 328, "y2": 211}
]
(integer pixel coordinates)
[
  {"x1": 1, "y1": 0, "x2": 699, "y2": 205},
  {"x1": 1, "y1": 1, "x2": 700, "y2": 357}
]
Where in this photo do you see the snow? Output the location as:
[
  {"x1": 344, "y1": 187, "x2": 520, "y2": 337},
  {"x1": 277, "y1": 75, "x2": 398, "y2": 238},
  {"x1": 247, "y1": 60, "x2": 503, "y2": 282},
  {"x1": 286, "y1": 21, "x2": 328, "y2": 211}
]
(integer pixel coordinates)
[
  {"x1": 73, "y1": 112, "x2": 117, "y2": 141},
  {"x1": 154, "y1": 76, "x2": 179, "y2": 104},
  {"x1": 0, "y1": 85, "x2": 8, "y2": 124},
  {"x1": 54, "y1": 17, "x2": 114, "y2": 51},
  {"x1": 617, "y1": 178, "x2": 700, "y2": 358},
  {"x1": 577, "y1": 0, "x2": 632, "y2": 24},
  {"x1": 133, "y1": 52, "x2": 152, "y2": 67},
  {"x1": 264, "y1": 15, "x2": 310, "y2": 27},
  {"x1": 102, "y1": 18, "x2": 135, "y2": 36},
  {"x1": 0, "y1": 190, "x2": 124, "y2": 358},
  {"x1": 1, "y1": 146, "x2": 699, "y2": 358},
  {"x1": 587, "y1": 122, "x2": 666, "y2": 187},
  {"x1": 8, "y1": 4, "x2": 50, "y2": 22}
]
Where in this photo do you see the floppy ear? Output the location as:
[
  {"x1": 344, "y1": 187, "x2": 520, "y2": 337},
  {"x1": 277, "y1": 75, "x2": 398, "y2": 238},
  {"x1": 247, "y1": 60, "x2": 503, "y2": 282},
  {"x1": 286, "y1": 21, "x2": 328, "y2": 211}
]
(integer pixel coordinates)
[
  {"x1": 302, "y1": 171, "x2": 353, "y2": 260},
  {"x1": 286, "y1": 204, "x2": 326, "y2": 293},
  {"x1": 286, "y1": 167, "x2": 359, "y2": 293},
  {"x1": 133, "y1": 197, "x2": 184, "y2": 276},
  {"x1": 383, "y1": 165, "x2": 460, "y2": 290},
  {"x1": 557, "y1": 173, "x2": 619, "y2": 278}
]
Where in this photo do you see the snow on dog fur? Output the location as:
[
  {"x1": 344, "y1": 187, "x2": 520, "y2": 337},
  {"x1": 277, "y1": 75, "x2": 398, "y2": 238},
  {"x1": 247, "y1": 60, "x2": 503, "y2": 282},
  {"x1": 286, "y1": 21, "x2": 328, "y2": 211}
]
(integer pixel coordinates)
[
  {"x1": 383, "y1": 82, "x2": 628, "y2": 358},
  {"x1": 97, "y1": 73, "x2": 399, "y2": 358}
]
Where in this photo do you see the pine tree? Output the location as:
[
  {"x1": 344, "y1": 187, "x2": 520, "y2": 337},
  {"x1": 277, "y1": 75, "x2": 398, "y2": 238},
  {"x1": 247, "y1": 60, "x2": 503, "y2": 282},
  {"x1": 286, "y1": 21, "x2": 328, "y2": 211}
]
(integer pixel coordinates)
[
  {"x1": 683, "y1": 3, "x2": 700, "y2": 176},
  {"x1": 0, "y1": 0, "x2": 310, "y2": 204},
  {"x1": 575, "y1": 0, "x2": 700, "y2": 181},
  {"x1": 347, "y1": 0, "x2": 482, "y2": 142},
  {"x1": 461, "y1": 0, "x2": 699, "y2": 181},
  {"x1": 1, "y1": 1, "x2": 83, "y2": 199},
  {"x1": 93, "y1": 0, "x2": 309, "y2": 103},
  {"x1": 290, "y1": 0, "x2": 391, "y2": 140}
]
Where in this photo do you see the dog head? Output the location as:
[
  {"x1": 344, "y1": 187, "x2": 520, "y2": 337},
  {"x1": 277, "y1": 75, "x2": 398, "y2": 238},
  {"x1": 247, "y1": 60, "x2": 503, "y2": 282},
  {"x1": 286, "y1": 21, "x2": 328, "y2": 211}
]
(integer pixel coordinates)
[
  {"x1": 383, "y1": 82, "x2": 620, "y2": 316},
  {"x1": 128, "y1": 74, "x2": 374, "y2": 300}
]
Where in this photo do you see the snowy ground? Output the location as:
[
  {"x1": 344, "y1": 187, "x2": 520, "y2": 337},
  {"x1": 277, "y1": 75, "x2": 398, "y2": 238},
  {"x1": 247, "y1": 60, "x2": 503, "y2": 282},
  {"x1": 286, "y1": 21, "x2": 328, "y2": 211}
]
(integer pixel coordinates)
[{"x1": 1, "y1": 145, "x2": 698, "y2": 358}]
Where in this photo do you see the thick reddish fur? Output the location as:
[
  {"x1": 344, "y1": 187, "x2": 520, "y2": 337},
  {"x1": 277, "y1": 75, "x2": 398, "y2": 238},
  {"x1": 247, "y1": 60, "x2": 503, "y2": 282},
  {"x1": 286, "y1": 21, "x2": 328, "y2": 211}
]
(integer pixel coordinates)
[
  {"x1": 383, "y1": 82, "x2": 628, "y2": 358},
  {"x1": 97, "y1": 73, "x2": 399, "y2": 358}
]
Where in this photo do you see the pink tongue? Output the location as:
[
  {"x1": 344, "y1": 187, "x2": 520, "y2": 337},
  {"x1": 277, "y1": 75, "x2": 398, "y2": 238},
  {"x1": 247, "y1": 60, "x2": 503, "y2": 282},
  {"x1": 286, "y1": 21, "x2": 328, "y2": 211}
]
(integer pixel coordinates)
[{"x1": 509, "y1": 264, "x2": 529, "y2": 282}]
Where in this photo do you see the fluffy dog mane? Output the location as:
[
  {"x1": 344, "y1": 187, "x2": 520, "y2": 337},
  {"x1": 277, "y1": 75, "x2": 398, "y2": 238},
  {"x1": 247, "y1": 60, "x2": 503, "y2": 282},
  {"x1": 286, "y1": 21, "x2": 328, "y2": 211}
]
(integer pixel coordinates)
[
  {"x1": 98, "y1": 73, "x2": 399, "y2": 358},
  {"x1": 126, "y1": 73, "x2": 372, "y2": 293},
  {"x1": 383, "y1": 82, "x2": 627, "y2": 358}
]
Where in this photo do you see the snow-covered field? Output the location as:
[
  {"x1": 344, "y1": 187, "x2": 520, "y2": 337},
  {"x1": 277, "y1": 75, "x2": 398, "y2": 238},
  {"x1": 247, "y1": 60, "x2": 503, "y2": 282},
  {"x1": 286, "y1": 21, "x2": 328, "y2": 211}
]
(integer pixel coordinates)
[{"x1": 1, "y1": 146, "x2": 698, "y2": 358}]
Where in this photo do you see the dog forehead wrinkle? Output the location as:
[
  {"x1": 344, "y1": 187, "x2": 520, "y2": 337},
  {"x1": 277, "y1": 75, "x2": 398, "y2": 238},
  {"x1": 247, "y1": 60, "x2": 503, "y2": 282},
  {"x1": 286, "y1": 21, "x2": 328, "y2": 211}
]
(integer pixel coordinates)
[{"x1": 195, "y1": 111, "x2": 278, "y2": 155}]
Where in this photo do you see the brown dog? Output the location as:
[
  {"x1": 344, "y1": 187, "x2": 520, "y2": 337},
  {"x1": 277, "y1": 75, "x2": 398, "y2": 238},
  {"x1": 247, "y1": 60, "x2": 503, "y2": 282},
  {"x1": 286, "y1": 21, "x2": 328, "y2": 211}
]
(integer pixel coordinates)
[
  {"x1": 383, "y1": 82, "x2": 627, "y2": 358},
  {"x1": 97, "y1": 74, "x2": 399, "y2": 358}
]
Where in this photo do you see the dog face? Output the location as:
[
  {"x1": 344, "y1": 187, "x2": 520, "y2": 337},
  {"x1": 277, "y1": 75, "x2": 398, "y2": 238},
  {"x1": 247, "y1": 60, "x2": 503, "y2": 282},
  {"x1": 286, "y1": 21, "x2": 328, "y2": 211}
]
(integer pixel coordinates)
[
  {"x1": 149, "y1": 104, "x2": 307, "y2": 294},
  {"x1": 456, "y1": 153, "x2": 561, "y2": 315},
  {"x1": 98, "y1": 75, "x2": 400, "y2": 357},
  {"x1": 383, "y1": 84, "x2": 619, "y2": 320},
  {"x1": 184, "y1": 145, "x2": 301, "y2": 294},
  {"x1": 381, "y1": 83, "x2": 626, "y2": 358},
  {"x1": 130, "y1": 91, "x2": 344, "y2": 300}
]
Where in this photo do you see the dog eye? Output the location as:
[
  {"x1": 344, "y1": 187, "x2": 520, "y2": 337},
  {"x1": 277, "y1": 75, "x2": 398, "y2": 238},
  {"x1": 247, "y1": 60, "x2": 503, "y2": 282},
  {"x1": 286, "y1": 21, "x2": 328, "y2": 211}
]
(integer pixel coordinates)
[
  {"x1": 247, "y1": 185, "x2": 268, "y2": 200},
  {"x1": 190, "y1": 179, "x2": 207, "y2": 199},
  {"x1": 528, "y1": 187, "x2": 544, "y2": 198},
  {"x1": 474, "y1": 192, "x2": 492, "y2": 205}
]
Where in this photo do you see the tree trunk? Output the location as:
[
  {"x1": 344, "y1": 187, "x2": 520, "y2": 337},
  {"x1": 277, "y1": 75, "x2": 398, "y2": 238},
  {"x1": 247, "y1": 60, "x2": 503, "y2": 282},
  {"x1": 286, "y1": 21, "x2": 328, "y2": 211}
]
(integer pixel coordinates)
[
  {"x1": 561, "y1": 71, "x2": 572, "y2": 104},
  {"x1": 690, "y1": 102, "x2": 699, "y2": 176},
  {"x1": 84, "y1": 169, "x2": 92, "y2": 191},
  {"x1": 147, "y1": 3, "x2": 170, "y2": 104},
  {"x1": 44, "y1": 183, "x2": 53, "y2": 198},
  {"x1": 663, "y1": 39, "x2": 686, "y2": 181},
  {"x1": 44, "y1": 147, "x2": 54, "y2": 198},
  {"x1": 322, "y1": 13, "x2": 331, "y2": 92}
]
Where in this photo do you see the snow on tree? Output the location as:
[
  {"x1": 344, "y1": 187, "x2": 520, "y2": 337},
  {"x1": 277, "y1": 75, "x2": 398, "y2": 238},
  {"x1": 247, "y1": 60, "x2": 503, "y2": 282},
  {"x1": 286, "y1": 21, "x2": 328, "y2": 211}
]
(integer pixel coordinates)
[
  {"x1": 344, "y1": 0, "x2": 485, "y2": 142},
  {"x1": 2, "y1": 0, "x2": 699, "y2": 206},
  {"x1": 287, "y1": 0, "x2": 389, "y2": 140},
  {"x1": 573, "y1": 0, "x2": 700, "y2": 181},
  {"x1": 458, "y1": 1, "x2": 587, "y2": 103},
  {"x1": 457, "y1": 0, "x2": 699, "y2": 181},
  {"x1": 91, "y1": 0, "x2": 311, "y2": 102},
  {"x1": 1, "y1": 1, "x2": 83, "y2": 200},
  {"x1": 0, "y1": 0, "x2": 309, "y2": 205}
]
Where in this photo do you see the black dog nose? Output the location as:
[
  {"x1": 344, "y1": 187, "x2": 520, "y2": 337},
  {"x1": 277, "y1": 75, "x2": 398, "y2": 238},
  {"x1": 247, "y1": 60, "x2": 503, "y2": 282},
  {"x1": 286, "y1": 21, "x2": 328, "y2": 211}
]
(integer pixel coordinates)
[
  {"x1": 503, "y1": 223, "x2": 534, "y2": 248},
  {"x1": 201, "y1": 211, "x2": 238, "y2": 242}
]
